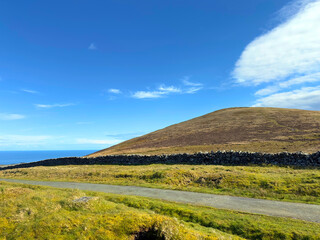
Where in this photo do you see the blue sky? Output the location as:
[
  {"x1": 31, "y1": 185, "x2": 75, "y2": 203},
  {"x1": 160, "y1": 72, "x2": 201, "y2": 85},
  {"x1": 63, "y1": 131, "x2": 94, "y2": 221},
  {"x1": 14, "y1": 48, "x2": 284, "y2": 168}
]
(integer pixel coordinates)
[{"x1": 0, "y1": 0, "x2": 319, "y2": 150}]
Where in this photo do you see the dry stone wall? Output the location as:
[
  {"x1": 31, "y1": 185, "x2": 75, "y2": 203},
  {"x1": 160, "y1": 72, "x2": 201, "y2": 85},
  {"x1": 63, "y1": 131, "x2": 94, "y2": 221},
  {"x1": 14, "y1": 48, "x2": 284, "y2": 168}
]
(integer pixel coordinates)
[{"x1": 1, "y1": 151, "x2": 320, "y2": 170}]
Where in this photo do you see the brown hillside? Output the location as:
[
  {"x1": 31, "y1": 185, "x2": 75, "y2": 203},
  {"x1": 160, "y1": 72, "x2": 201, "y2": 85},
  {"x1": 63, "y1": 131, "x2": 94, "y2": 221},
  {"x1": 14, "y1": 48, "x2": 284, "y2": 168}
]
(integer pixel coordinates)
[{"x1": 88, "y1": 107, "x2": 320, "y2": 156}]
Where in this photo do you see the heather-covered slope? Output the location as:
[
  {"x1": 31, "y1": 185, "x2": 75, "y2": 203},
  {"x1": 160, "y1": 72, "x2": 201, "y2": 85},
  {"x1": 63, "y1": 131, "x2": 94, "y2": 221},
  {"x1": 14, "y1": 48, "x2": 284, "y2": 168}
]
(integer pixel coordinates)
[{"x1": 89, "y1": 107, "x2": 320, "y2": 156}]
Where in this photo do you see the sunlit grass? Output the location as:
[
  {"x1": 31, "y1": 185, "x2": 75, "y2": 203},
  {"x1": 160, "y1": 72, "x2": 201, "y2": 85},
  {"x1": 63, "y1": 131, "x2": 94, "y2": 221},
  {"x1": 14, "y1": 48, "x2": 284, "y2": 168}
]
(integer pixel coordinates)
[
  {"x1": 0, "y1": 181, "x2": 226, "y2": 240},
  {"x1": 1, "y1": 181, "x2": 320, "y2": 239},
  {"x1": 1, "y1": 164, "x2": 320, "y2": 204}
]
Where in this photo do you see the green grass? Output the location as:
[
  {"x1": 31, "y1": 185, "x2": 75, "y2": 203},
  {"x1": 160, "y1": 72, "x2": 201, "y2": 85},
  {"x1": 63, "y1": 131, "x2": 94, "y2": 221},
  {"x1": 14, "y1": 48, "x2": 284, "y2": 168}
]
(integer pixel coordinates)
[
  {"x1": 0, "y1": 181, "x2": 228, "y2": 240},
  {"x1": 1, "y1": 164, "x2": 320, "y2": 204},
  {"x1": 103, "y1": 194, "x2": 320, "y2": 240},
  {"x1": 1, "y1": 181, "x2": 320, "y2": 240}
]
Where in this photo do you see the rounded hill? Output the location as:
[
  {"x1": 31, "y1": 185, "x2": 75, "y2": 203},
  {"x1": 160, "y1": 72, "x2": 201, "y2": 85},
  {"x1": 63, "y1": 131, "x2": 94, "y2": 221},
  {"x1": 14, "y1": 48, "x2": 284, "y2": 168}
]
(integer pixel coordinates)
[{"x1": 88, "y1": 107, "x2": 320, "y2": 156}]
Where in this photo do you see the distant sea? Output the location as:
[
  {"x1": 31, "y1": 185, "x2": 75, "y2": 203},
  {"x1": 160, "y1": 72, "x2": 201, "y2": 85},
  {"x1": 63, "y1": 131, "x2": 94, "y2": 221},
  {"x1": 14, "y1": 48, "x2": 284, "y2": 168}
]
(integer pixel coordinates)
[{"x1": 0, "y1": 150, "x2": 98, "y2": 165}]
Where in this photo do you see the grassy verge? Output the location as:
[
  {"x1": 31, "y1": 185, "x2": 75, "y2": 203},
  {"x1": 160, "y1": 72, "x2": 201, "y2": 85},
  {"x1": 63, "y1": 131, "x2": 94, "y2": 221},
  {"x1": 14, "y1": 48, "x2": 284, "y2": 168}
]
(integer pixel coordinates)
[
  {"x1": 1, "y1": 164, "x2": 320, "y2": 204},
  {"x1": 103, "y1": 194, "x2": 320, "y2": 240},
  {"x1": 1, "y1": 181, "x2": 320, "y2": 240},
  {"x1": 0, "y1": 181, "x2": 232, "y2": 240}
]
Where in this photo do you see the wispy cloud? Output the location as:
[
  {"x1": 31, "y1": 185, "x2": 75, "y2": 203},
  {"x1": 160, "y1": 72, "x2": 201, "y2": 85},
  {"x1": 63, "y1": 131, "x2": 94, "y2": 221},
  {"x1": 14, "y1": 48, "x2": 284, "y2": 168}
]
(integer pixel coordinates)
[
  {"x1": 185, "y1": 87, "x2": 203, "y2": 94},
  {"x1": 132, "y1": 85, "x2": 182, "y2": 99},
  {"x1": 158, "y1": 85, "x2": 181, "y2": 93},
  {"x1": 76, "y1": 138, "x2": 121, "y2": 145},
  {"x1": 35, "y1": 103, "x2": 75, "y2": 109},
  {"x1": 0, "y1": 135, "x2": 52, "y2": 146},
  {"x1": 233, "y1": 0, "x2": 320, "y2": 110},
  {"x1": 255, "y1": 72, "x2": 320, "y2": 96},
  {"x1": 0, "y1": 113, "x2": 25, "y2": 120},
  {"x1": 254, "y1": 86, "x2": 281, "y2": 97},
  {"x1": 181, "y1": 76, "x2": 203, "y2": 94},
  {"x1": 132, "y1": 91, "x2": 163, "y2": 99},
  {"x1": 132, "y1": 77, "x2": 203, "y2": 99},
  {"x1": 21, "y1": 89, "x2": 39, "y2": 94},
  {"x1": 182, "y1": 76, "x2": 203, "y2": 87},
  {"x1": 108, "y1": 88, "x2": 122, "y2": 94},
  {"x1": 88, "y1": 43, "x2": 97, "y2": 50},
  {"x1": 253, "y1": 85, "x2": 320, "y2": 109}
]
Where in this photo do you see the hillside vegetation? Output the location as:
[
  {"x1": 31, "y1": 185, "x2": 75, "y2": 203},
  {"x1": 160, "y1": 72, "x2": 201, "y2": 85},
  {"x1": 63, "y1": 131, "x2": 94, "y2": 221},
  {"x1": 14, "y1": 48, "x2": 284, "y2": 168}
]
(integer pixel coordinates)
[{"x1": 88, "y1": 107, "x2": 320, "y2": 157}]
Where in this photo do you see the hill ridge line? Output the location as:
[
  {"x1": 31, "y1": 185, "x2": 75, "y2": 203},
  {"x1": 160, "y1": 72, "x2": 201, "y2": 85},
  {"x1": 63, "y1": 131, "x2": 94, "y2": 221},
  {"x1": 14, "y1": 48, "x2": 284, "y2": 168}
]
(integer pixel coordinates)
[{"x1": 89, "y1": 107, "x2": 320, "y2": 156}]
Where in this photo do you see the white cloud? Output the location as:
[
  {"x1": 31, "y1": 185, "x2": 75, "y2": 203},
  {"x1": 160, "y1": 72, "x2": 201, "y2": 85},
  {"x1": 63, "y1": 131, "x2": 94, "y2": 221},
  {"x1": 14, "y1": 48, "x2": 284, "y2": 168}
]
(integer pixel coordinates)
[
  {"x1": 107, "y1": 77, "x2": 203, "y2": 99},
  {"x1": 233, "y1": 0, "x2": 320, "y2": 85},
  {"x1": 88, "y1": 43, "x2": 97, "y2": 50},
  {"x1": 132, "y1": 85, "x2": 182, "y2": 99},
  {"x1": 76, "y1": 138, "x2": 121, "y2": 145},
  {"x1": 108, "y1": 88, "x2": 122, "y2": 94},
  {"x1": 0, "y1": 135, "x2": 52, "y2": 146},
  {"x1": 158, "y1": 85, "x2": 181, "y2": 93},
  {"x1": 132, "y1": 91, "x2": 163, "y2": 99},
  {"x1": 35, "y1": 103, "x2": 75, "y2": 108},
  {"x1": 132, "y1": 80, "x2": 203, "y2": 99},
  {"x1": 278, "y1": 72, "x2": 320, "y2": 88},
  {"x1": 277, "y1": 0, "x2": 316, "y2": 22},
  {"x1": 255, "y1": 72, "x2": 320, "y2": 96},
  {"x1": 233, "y1": 0, "x2": 320, "y2": 110},
  {"x1": 253, "y1": 86, "x2": 320, "y2": 109},
  {"x1": 0, "y1": 113, "x2": 25, "y2": 120},
  {"x1": 254, "y1": 86, "x2": 281, "y2": 96},
  {"x1": 21, "y1": 89, "x2": 38, "y2": 94}
]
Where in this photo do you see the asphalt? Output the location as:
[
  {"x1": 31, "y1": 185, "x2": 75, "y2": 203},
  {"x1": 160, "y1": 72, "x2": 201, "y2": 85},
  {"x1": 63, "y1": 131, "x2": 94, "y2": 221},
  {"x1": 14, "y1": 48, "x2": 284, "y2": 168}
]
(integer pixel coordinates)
[{"x1": 1, "y1": 178, "x2": 320, "y2": 223}]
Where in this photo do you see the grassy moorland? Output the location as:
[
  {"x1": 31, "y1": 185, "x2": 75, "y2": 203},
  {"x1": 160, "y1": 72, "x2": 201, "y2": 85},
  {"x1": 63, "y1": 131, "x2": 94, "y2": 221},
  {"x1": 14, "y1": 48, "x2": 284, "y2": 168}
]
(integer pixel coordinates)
[
  {"x1": 89, "y1": 107, "x2": 320, "y2": 157},
  {"x1": 1, "y1": 181, "x2": 320, "y2": 240},
  {"x1": 93, "y1": 139, "x2": 320, "y2": 156},
  {"x1": 1, "y1": 164, "x2": 320, "y2": 204}
]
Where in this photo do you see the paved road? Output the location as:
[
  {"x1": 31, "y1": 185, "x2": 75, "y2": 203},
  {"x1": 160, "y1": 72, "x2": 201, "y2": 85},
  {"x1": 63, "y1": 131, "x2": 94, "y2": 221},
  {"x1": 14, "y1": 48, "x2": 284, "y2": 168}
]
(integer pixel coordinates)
[{"x1": 1, "y1": 178, "x2": 320, "y2": 223}]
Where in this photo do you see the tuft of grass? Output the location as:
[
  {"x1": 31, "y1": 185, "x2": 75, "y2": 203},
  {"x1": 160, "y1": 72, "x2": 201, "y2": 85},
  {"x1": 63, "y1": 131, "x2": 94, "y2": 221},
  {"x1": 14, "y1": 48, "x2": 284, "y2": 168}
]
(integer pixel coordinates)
[{"x1": 1, "y1": 164, "x2": 320, "y2": 204}]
